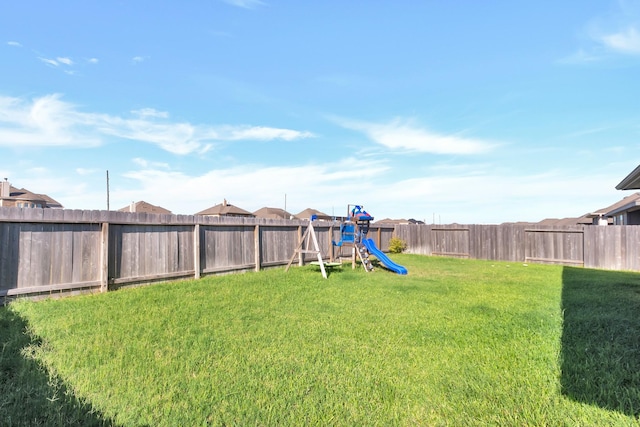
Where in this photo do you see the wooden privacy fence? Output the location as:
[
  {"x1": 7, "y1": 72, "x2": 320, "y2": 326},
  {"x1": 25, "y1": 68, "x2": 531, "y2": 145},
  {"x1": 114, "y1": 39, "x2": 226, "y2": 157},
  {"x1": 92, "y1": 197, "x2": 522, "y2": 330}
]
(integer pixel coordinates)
[
  {"x1": 395, "y1": 223, "x2": 640, "y2": 271},
  {"x1": 3, "y1": 207, "x2": 640, "y2": 300},
  {"x1": 0, "y1": 207, "x2": 395, "y2": 299}
]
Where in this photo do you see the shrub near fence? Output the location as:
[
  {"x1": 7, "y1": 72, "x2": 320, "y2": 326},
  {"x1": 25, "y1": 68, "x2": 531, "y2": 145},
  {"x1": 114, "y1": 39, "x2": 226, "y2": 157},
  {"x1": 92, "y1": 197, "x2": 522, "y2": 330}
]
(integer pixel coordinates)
[{"x1": 0, "y1": 207, "x2": 395, "y2": 299}]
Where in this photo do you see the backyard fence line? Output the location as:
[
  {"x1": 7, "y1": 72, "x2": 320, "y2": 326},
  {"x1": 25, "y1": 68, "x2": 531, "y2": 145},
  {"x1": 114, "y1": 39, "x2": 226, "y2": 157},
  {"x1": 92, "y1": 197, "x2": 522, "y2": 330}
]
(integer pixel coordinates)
[
  {"x1": 395, "y1": 223, "x2": 640, "y2": 271},
  {"x1": 0, "y1": 207, "x2": 395, "y2": 299},
  {"x1": 2, "y1": 207, "x2": 640, "y2": 300}
]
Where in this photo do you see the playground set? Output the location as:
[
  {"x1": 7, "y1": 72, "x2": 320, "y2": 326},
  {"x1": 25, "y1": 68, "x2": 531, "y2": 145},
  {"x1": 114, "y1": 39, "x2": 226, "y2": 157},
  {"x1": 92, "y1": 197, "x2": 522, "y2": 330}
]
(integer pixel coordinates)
[{"x1": 286, "y1": 204, "x2": 408, "y2": 278}]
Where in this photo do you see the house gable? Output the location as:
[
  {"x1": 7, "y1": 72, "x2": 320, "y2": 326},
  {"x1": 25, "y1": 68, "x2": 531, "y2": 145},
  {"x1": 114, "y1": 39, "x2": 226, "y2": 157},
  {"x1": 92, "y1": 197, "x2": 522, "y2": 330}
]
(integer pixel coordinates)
[
  {"x1": 0, "y1": 180, "x2": 63, "y2": 209},
  {"x1": 253, "y1": 207, "x2": 294, "y2": 220},
  {"x1": 295, "y1": 208, "x2": 332, "y2": 221},
  {"x1": 196, "y1": 200, "x2": 254, "y2": 217},
  {"x1": 118, "y1": 201, "x2": 172, "y2": 214}
]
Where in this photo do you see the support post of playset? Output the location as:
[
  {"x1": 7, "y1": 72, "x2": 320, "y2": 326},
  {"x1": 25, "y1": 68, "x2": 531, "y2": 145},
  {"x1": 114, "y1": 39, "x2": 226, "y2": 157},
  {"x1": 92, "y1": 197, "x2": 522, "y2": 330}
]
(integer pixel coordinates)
[{"x1": 286, "y1": 222, "x2": 327, "y2": 279}]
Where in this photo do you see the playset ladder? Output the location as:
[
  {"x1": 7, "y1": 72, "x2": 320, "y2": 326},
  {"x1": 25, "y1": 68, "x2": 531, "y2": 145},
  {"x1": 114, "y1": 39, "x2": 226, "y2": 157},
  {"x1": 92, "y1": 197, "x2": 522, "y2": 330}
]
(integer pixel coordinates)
[
  {"x1": 356, "y1": 243, "x2": 374, "y2": 272},
  {"x1": 285, "y1": 222, "x2": 327, "y2": 279}
]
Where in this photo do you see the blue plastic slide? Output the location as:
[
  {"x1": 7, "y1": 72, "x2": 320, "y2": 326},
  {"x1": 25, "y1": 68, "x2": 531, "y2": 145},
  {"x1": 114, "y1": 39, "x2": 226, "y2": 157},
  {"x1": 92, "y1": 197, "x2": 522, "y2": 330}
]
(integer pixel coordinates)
[{"x1": 362, "y1": 238, "x2": 408, "y2": 275}]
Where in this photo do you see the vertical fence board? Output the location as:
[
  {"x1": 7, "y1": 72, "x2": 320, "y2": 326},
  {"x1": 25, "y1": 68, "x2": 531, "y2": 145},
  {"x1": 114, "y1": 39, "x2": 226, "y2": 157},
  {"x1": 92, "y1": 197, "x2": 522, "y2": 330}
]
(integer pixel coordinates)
[
  {"x1": 167, "y1": 228, "x2": 178, "y2": 274},
  {"x1": 119, "y1": 226, "x2": 133, "y2": 279},
  {"x1": 0, "y1": 223, "x2": 19, "y2": 290},
  {"x1": 108, "y1": 224, "x2": 123, "y2": 282},
  {"x1": 142, "y1": 226, "x2": 153, "y2": 276},
  {"x1": 624, "y1": 226, "x2": 640, "y2": 271},
  {"x1": 602, "y1": 226, "x2": 622, "y2": 270},
  {"x1": 71, "y1": 225, "x2": 84, "y2": 284},
  {"x1": 179, "y1": 226, "x2": 194, "y2": 272},
  {"x1": 50, "y1": 226, "x2": 64, "y2": 284},
  {"x1": 40, "y1": 224, "x2": 53, "y2": 286},
  {"x1": 101, "y1": 223, "x2": 109, "y2": 292},
  {"x1": 0, "y1": 224, "x2": 9, "y2": 290},
  {"x1": 193, "y1": 224, "x2": 201, "y2": 279},
  {"x1": 17, "y1": 224, "x2": 33, "y2": 288},
  {"x1": 81, "y1": 225, "x2": 98, "y2": 282}
]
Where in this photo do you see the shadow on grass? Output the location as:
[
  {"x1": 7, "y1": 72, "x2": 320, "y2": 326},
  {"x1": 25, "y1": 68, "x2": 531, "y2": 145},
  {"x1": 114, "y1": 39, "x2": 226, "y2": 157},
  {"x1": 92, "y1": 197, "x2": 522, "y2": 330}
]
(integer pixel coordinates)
[
  {"x1": 561, "y1": 266, "x2": 640, "y2": 416},
  {"x1": 0, "y1": 305, "x2": 119, "y2": 426}
]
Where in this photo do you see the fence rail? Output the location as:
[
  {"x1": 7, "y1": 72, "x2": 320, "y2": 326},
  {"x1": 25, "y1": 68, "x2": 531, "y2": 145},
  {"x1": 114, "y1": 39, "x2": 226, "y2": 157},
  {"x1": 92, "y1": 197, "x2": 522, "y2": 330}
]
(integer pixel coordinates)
[{"x1": 3, "y1": 207, "x2": 640, "y2": 300}]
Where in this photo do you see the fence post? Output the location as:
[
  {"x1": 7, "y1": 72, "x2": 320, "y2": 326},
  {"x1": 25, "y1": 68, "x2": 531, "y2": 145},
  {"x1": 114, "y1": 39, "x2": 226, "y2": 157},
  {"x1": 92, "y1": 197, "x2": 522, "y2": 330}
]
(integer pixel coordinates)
[
  {"x1": 297, "y1": 225, "x2": 303, "y2": 266},
  {"x1": 254, "y1": 224, "x2": 261, "y2": 272},
  {"x1": 100, "y1": 222, "x2": 109, "y2": 293},
  {"x1": 328, "y1": 224, "x2": 333, "y2": 262},
  {"x1": 194, "y1": 224, "x2": 201, "y2": 279}
]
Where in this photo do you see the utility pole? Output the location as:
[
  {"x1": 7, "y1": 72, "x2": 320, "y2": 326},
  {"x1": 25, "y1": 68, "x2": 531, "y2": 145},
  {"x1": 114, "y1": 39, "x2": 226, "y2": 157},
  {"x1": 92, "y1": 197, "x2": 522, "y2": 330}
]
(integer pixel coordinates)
[{"x1": 106, "y1": 170, "x2": 110, "y2": 210}]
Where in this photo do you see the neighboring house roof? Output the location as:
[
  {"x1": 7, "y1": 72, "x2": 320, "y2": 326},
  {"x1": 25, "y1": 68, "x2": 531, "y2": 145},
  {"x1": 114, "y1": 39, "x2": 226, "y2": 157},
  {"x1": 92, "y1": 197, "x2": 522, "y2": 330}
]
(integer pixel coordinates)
[
  {"x1": 196, "y1": 200, "x2": 254, "y2": 217},
  {"x1": 537, "y1": 216, "x2": 593, "y2": 226},
  {"x1": 616, "y1": 165, "x2": 640, "y2": 190},
  {"x1": 537, "y1": 194, "x2": 640, "y2": 226},
  {"x1": 0, "y1": 182, "x2": 63, "y2": 208},
  {"x1": 253, "y1": 207, "x2": 295, "y2": 220},
  {"x1": 295, "y1": 208, "x2": 332, "y2": 220},
  {"x1": 601, "y1": 192, "x2": 640, "y2": 217},
  {"x1": 375, "y1": 218, "x2": 409, "y2": 225},
  {"x1": 376, "y1": 218, "x2": 426, "y2": 225},
  {"x1": 118, "y1": 201, "x2": 172, "y2": 214},
  {"x1": 409, "y1": 218, "x2": 426, "y2": 225}
]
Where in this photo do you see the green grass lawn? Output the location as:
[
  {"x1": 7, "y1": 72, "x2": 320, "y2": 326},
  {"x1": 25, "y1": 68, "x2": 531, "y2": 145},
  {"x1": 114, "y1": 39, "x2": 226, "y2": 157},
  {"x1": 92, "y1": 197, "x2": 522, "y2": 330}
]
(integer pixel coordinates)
[{"x1": 3, "y1": 255, "x2": 640, "y2": 426}]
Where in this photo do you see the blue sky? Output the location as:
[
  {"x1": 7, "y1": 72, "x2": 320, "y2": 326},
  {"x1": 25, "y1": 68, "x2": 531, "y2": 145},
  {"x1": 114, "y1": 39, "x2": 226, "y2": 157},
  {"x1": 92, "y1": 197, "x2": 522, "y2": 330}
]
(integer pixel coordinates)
[{"x1": 1, "y1": 0, "x2": 639, "y2": 223}]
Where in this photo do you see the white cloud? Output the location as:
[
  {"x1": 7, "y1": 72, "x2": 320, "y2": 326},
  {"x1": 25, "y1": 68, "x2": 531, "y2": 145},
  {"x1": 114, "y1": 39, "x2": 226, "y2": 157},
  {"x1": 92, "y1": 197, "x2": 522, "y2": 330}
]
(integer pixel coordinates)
[
  {"x1": 76, "y1": 168, "x2": 98, "y2": 175},
  {"x1": 338, "y1": 117, "x2": 496, "y2": 155},
  {"x1": 224, "y1": 125, "x2": 314, "y2": 141},
  {"x1": 7, "y1": 172, "x2": 96, "y2": 210},
  {"x1": 94, "y1": 159, "x2": 621, "y2": 224},
  {"x1": 600, "y1": 26, "x2": 640, "y2": 54},
  {"x1": 7, "y1": 41, "x2": 22, "y2": 47},
  {"x1": 358, "y1": 168, "x2": 624, "y2": 224},
  {"x1": 57, "y1": 57, "x2": 73, "y2": 65},
  {"x1": 132, "y1": 56, "x2": 147, "y2": 64},
  {"x1": 132, "y1": 158, "x2": 171, "y2": 169},
  {"x1": 0, "y1": 94, "x2": 102, "y2": 147},
  {"x1": 38, "y1": 56, "x2": 74, "y2": 67},
  {"x1": 97, "y1": 117, "x2": 207, "y2": 155},
  {"x1": 88, "y1": 58, "x2": 99, "y2": 64},
  {"x1": 5, "y1": 148, "x2": 624, "y2": 224},
  {"x1": 222, "y1": 0, "x2": 265, "y2": 9},
  {"x1": 39, "y1": 57, "x2": 60, "y2": 67},
  {"x1": 117, "y1": 157, "x2": 388, "y2": 215},
  {"x1": 132, "y1": 108, "x2": 169, "y2": 119},
  {"x1": 0, "y1": 94, "x2": 315, "y2": 154},
  {"x1": 558, "y1": 49, "x2": 603, "y2": 64}
]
